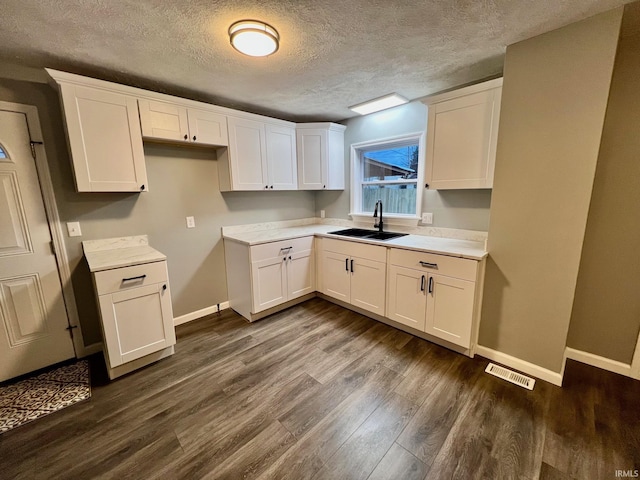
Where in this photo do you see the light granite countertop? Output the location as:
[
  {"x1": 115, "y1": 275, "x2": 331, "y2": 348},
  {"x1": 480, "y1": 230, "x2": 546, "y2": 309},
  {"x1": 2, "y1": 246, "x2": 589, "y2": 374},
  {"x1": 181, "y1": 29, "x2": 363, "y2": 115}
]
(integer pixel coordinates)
[
  {"x1": 83, "y1": 235, "x2": 166, "y2": 272},
  {"x1": 223, "y1": 224, "x2": 488, "y2": 260}
]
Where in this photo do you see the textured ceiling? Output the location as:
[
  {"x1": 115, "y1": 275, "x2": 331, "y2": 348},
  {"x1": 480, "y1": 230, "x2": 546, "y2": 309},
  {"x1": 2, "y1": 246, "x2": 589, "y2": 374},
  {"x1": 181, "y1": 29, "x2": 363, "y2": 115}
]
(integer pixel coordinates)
[{"x1": 0, "y1": 0, "x2": 633, "y2": 122}]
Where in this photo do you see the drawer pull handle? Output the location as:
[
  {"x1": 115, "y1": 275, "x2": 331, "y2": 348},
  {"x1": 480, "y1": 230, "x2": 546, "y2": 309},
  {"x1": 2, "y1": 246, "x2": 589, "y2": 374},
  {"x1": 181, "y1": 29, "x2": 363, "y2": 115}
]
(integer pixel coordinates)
[
  {"x1": 419, "y1": 261, "x2": 438, "y2": 269},
  {"x1": 122, "y1": 274, "x2": 146, "y2": 283},
  {"x1": 279, "y1": 246, "x2": 293, "y2": 252},
  {"x1": 420, "y1": 275, "x2": 425, "y2": 292},
  {"x1": 428, "y1": 277, "x2": 434, "y2": 294}
]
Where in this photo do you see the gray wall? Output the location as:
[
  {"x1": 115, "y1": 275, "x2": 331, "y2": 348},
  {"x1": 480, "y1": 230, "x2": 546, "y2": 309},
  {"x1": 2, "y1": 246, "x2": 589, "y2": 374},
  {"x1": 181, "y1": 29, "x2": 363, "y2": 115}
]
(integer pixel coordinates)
[
  {"x1": 567, "y1": 31, "x2": 640, "y2": 364},
  {"x1": 0, "y1": 78, "x2": 316, "y2": 346},
  {"x1": 315, "y1": 101, "x2": 492, "y2": 231},
  {"x1": 479, "y1": 9, "x2": 623, "y2": 373}
]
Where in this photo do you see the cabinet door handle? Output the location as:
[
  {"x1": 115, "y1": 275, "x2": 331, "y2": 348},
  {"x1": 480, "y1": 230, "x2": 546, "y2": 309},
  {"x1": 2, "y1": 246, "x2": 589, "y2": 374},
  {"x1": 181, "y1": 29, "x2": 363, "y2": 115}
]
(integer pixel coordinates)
[
  {"x1": 419, "y1": 261, "x2": 438, "y2": 269},
  {"x1": 323, "y1": 185, "x2": 326, "y2": 189},
  {"x1": 270, "y1": 185, "x2": 273, "y2": 189},
  {"x1": 122, "y1": 274, "x2": 146, "y2": 283},
  {"x1": 162, "y1": 284, "x2": 167, "y2": 291},
  {"x1": 350, "y1": 259, "x2": 354, "y2": 273},
  {"x1": 428, "y1": 277, "x2": 434, "y2": 294},
  {"x1": 345, "y1": 258, "x2": 349, "y2": 271},
  {"x1": 288, "y1": 256, "x2": 292, "y2": 261},
  {"x1": 184, "y1": 134, "x2": 188, "y2": 140},
  {"x1": 193, "y1": 135, "x2": 196, "y2": 141},
  {"x1": 283, "y1": 257, "x2": 287, "y2": 262},
  {"x1": 420, "y1": 275, "x2": 425, "y2": 292},
  {"x1": 140, "y1": 184, "x2": 145, "y2": 191}
]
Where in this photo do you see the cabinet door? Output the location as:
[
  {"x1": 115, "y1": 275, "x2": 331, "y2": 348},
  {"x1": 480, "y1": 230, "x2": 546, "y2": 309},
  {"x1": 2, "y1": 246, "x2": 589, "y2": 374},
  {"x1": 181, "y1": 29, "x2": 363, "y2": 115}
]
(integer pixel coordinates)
[
  {"x1": 287, "y1": 248, "x2": 315, "y2": 300},
  {"x1": 99, "y1": 282, "x2": 175, "y2": 368},
  {"x1": 251, "y1": 256, "x2": 287, "y2": 313},
  {"x1": 386, "y1": 265, "x2": 427, "y2": 331},
  {"x1": 350, "y1": 256, "x2": 386, "y2": 316},
  {"x1": 266, "y1": 124, "x2": 298, "y2": 190},
  {"x1": 60, "y1": 84, "x2": 147, "y2": 192},
  {"x1": 227, "y1": 117, "x2": 268, "y2": 190},
  {"x1": 187, "y1": 108, "x2": 228, "y2": 146},
  {"x1": 296, "y1": 128, "x2": 327, "y2": 190},
  {"x1": 321, "y1": 250, "x2": 350, "y2": 302},
  {"x1": 425, "y1": 274, "x2": 475, "y2": 348},
  {"x1": 138, "y1": 99, "x2": 189, "y2": 142},
  {"x1": 326, "y1": 128, "x2": 345, "y2": 190},
  {"x1": 426, "y1": 88, "x2": 501, "y2": 190}
]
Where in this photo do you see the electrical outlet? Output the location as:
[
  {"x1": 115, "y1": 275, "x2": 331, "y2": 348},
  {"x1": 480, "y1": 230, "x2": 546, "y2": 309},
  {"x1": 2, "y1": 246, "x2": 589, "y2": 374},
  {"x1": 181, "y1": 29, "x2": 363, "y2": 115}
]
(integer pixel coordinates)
[
  {"x1": 320, "y1": 210, "x2": 325, "y2": 219},
  {"x1": 421, "y1": 212, "x2": 433, "y2": 225},
  {"x1": 66, "y1": 221, "x2": 82, "y2": 237},
  {"x1": 186, "y1": 216, "x2": 195, "y2": 228}
]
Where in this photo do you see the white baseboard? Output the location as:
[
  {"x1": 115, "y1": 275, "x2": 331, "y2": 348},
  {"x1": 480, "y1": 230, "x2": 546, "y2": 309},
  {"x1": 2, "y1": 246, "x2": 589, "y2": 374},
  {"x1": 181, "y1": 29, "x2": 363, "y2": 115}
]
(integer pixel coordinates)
[
  {"x1": 475, "y1": 345, "x2": 564, "y2": 386},
  {"x1": 564, "y1": 347, "x2": 634, "y2": 378},
  {"x1": 174, "y1": 302, "x2": 230, "y2": 326}
]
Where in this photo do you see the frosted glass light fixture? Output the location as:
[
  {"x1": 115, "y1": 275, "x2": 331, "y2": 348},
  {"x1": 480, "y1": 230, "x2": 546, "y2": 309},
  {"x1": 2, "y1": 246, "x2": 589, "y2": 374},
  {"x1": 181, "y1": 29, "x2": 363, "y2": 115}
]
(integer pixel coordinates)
[
  {"x1": 229, "y1": 20, "x2": 280, "y2": 57},
  {"x1": 349, "y1": 93, "x2": 409, "y2": 115}
]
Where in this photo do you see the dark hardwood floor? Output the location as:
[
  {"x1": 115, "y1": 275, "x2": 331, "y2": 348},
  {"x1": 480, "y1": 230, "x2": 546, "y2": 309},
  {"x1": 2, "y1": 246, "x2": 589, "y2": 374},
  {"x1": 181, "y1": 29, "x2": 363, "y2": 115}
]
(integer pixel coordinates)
[{"x1": 1, "y1": 298, "x2": 639, "y2": 479}]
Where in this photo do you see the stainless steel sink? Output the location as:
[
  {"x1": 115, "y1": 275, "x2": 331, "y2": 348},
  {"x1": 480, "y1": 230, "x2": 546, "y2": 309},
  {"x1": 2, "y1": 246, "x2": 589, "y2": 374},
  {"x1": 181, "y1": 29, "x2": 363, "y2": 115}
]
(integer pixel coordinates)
[{"x1": 328, "y1": 228, "x2": 408, "y2": 241}]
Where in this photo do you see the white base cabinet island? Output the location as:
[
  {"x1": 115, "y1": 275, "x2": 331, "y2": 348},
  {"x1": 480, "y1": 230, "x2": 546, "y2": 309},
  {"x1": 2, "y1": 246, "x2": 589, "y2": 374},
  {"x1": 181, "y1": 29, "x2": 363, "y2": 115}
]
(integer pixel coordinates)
[{"x1": 83, "y1": 236, "x2": 176, "y2": 380}]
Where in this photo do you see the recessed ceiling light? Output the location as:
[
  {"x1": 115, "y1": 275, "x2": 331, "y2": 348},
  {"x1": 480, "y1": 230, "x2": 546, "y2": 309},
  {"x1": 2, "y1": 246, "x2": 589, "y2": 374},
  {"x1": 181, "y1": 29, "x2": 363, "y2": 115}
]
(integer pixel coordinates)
[
  {"x1": 229, "y1": 20, "x2": 279, "y2": 57},
  {"x1": 349, "y1": 93, "x2": 409, "y2": 115}
]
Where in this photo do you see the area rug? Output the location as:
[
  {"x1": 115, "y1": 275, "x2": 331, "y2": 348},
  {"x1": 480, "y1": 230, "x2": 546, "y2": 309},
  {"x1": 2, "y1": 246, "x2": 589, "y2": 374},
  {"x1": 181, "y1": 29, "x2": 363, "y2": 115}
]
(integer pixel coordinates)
[{"x1": 0, "y1": 360, "x2": 90, "y2": 433}]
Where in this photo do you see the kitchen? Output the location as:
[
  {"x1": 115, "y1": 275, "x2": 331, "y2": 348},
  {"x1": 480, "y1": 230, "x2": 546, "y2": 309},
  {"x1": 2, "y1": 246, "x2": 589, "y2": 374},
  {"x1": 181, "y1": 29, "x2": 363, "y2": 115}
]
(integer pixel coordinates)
[{"x1": 1, "y1": 1, "x2": 640, "y2": 478}]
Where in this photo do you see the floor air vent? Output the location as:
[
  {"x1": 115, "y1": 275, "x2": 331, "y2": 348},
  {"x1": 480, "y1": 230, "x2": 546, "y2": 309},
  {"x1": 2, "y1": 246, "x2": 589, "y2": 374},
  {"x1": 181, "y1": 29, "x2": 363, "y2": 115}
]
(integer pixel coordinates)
[{"x1": 485, "y1": 363, "x2": 535, "y2": 390}]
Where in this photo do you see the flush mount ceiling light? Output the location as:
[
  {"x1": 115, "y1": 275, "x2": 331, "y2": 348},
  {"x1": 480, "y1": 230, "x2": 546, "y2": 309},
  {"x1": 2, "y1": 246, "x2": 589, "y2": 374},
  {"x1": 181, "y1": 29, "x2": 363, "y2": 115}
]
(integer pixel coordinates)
[
  {"x1": 229, "y1": 20, "x2": 280, "y2": 57},
  {"x1": 349, "y1": 93, "x2": 409, "y2": 115}
]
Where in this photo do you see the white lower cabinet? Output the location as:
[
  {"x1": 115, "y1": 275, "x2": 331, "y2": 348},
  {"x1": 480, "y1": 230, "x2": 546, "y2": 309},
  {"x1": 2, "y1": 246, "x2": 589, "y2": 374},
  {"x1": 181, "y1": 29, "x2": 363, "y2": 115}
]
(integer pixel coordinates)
[
  {"x1": 320, "y1": 238, "x2": 386, "y2": 316},
  {"x1": 225, "y1": 236, "x2": 315, "y2": 321},
  {"x1": 92, "y1": 260, "x2": 176, "y2": 379},
  {"x1": 386, "y1": 248, "x2": 478, "y2": 348}
]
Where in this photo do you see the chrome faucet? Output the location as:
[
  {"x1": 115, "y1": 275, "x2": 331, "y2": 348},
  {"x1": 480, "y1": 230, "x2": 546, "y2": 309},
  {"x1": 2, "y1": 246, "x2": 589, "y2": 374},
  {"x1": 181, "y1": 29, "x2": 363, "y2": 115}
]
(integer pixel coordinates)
[{"x1": 373, "y1": 200, "x2": 383, "y2": 233}]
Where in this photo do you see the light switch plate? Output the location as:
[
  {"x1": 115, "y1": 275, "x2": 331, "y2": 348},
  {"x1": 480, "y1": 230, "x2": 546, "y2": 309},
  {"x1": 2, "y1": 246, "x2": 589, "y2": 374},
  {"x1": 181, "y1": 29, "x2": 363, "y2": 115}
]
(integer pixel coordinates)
[
  {"x1": 421, "y1": 213, "x2": 433, "y2": 225},
  {"x1": 186, "y1": 216, "x2": 195, "y2": 228},
  {"x1": 67, "y1": 221, "x2": 82, "y2": 237}
]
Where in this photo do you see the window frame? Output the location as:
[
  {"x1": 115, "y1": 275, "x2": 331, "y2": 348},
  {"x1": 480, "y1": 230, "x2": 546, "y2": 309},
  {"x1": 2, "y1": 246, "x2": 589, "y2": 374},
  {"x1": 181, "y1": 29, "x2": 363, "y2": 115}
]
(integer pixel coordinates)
[{"x1": 349, "y1": 132, "x2": 425, "y2": 226}]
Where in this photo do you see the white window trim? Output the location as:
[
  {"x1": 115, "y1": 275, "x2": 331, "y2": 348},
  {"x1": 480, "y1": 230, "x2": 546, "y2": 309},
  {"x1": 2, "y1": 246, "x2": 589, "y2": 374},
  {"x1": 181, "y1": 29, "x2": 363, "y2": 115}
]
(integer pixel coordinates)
[{"x1": 349, "y1": 132, "x2": 425, "y2": 227}]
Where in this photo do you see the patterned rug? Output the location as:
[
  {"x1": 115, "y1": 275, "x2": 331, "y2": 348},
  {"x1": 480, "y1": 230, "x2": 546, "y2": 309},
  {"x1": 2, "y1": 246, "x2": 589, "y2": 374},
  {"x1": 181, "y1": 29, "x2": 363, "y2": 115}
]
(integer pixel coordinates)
[{"x1": 0, "y1": 360, "x2": 91, "y2": 434}]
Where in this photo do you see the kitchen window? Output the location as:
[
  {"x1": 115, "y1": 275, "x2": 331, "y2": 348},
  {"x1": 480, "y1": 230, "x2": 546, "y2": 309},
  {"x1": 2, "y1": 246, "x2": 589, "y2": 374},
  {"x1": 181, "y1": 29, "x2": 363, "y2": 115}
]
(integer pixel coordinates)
[{"x1": 350, "y1": 133, "x2": 425, "y2": 225}]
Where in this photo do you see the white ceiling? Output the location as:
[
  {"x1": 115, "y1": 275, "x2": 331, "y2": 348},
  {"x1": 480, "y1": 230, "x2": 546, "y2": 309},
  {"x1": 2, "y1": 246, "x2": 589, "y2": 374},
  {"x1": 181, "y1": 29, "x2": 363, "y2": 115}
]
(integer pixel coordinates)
[{"x1": 0, "y1": 0, "x2": 632, "y2": 122}]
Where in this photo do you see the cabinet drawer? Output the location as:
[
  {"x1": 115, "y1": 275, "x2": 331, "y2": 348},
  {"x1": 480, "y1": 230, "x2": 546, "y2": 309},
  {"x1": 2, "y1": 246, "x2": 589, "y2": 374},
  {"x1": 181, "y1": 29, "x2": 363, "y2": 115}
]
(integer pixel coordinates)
[
  {"x1": 389, "y1": 248, "x2": 477, "y2": 281},
  {"x1": 322, "y1": 238, "x2": 387, "y2": 262},
  {"x1": 94, "y1": 261, "x2": 168, "y2": 295},
  {"x1": 250, "y1": 236, "x2": 314, "y2": 262}
]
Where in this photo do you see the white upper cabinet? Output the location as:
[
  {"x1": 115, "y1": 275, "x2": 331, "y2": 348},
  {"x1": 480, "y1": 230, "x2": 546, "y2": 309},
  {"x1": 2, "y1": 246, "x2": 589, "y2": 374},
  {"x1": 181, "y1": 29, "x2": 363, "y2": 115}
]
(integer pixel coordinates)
[
  {"x1": 220, "y1": 117, "x2": 297, "y2": 191},
  {"x1": 423, "y1": 78, "x2": 502, "y2": 190},
  {"x1": 139, "y1": 99, "x2": 228, "y2": 146},
  {"x1": 296, "y1": 123, "x2": 346, "y2": 190},
  {"x1": 57, "y1": 83, "x2": 148, "y2": 192}
]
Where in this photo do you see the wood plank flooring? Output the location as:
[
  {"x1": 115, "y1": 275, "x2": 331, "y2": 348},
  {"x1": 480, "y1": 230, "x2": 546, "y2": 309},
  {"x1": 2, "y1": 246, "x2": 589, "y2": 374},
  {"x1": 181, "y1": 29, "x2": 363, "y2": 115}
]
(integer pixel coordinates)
[{"x1": 1, "y1": 297, "x2": 639, "y2": 479}]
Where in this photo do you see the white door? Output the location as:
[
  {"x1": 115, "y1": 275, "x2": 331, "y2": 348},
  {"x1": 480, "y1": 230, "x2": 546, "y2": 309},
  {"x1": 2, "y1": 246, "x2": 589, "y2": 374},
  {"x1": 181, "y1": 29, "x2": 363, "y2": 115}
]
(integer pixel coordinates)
[
  {"x1": 425, "y1": 274, "x2": 475, "y2": 348},
  {"x1": 287, "y1": 248, "x2": 315, "y2": 300},
  {"x1": 321, "y1": 250, "x2": 350, "y2": 302},
  {"x1": 265, "y1": 124, "x2": 297, "y2": 190},
  {"x1": 296, "y1": 128, "x2": 327, "y2": 190},
  {"x1": 227, "y1": 117, "x2": 268, "y2": 190},
  {"x1": 0, "y1": 109, "x2": 75, "y2": 382},
  {"x1": 251, "y1": 256, "x2": 287, "y2": 313},
  {"x1": 138, "y1": 99, "x2": 189, "y2": 142},
  {"x1": 98, "y1": 282, "x2": 174, "y2": 368},
  {"x1": 387, "y1": 265, "x2": 427, "y2": 331},
  {"x1": 187, "y1": 108, "x2": 228, "y2": 146},
  {"x1": 350, "y1": 256, "x2": 386, "y2": 316}
]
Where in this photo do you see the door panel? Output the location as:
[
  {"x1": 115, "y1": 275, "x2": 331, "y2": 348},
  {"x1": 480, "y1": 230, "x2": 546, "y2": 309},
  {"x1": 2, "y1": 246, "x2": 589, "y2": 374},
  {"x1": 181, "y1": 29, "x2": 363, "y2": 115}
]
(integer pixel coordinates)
[
  {"x1": 251, "y1": 256, "x2": 287, "y2": 313},
  {"x1": 287, "y1": 249, "x2": 315, "y2": 300},
  {"x1": 188, "y1": 108, "x2": 228, "y2": 146},
  {"x1": 425, "y1": 274, "x2": 475, "y2": 348},
  {"x1": 321, "y1": 250, "x2": 350, "y2": 302},
  {"x1": 0, "y1": 109, "x2": 75, "y2": 382},
  {"x1": 386, "y1": 265, "x2": 427, "y2": 331},
  {"x1": 266, "y1": 124, "x2": 297, "y2": 190},
  {"x1": 350, "y1": 256, "x2": 386, "y2": 316},
  {"x1": 296, "y1": 129, "x2": 326, "y2": 189},
  {"x1": 138, "y1": 99, "x2": 189, "y2": 142},
  {"x1": 228, "y1": 117, "x2": 268, "y2": 190}
]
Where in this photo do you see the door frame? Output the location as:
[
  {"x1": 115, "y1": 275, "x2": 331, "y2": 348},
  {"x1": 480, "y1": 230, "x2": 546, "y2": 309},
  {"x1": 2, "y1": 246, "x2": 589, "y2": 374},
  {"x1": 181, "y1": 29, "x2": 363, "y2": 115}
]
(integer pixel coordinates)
[
  {"x1": 632, "y1": 330, "x2": 640, "y2": 380},
  {"x1": 0, "y1": 100, "x2": 93, "y2": 358}
]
